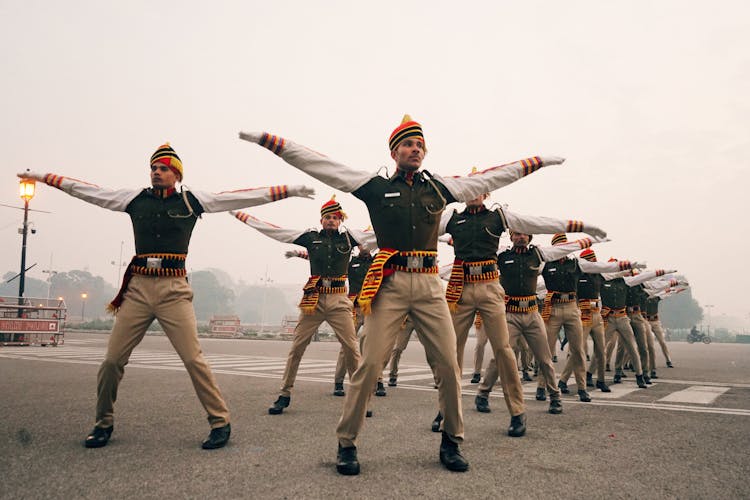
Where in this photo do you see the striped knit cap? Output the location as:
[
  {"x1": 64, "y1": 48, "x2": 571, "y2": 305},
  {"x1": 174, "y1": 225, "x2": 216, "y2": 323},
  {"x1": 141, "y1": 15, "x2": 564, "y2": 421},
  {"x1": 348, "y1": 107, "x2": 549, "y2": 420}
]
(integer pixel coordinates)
[
  {"x1": 150, "y1": 143, "x2": 183, "y2": 181},
  {"x1": 320, "y1": 194, "x2": 346, "y2": 219},
  {"x1": 388, "y1": 114, "x2": 427, "y2": 152},
  {"x1": 580, "y1": 248, "x2": 597, "y2": 262},
  {"x1": 551, "y1": 233, "x2": 568, "y2": 245}
]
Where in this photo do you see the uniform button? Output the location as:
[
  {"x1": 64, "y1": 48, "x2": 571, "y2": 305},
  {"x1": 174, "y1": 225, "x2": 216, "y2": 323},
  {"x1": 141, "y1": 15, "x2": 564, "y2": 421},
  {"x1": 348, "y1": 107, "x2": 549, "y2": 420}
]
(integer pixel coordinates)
[
  {"x1": 412, "y1": 225, "x2": 416, "y2": 229},
  {"x1": 156, "y1": 234, "x2": 160, "y2": 238}
]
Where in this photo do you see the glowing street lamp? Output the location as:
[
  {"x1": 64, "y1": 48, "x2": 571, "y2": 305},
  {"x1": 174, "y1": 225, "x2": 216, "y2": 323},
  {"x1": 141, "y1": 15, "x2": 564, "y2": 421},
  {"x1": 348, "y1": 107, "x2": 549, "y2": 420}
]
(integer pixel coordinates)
[
  {"x1": 81, "y1": 292, "x2": 88, "y2": 322},
  {"x1": 18, "y1": 178, "x2": 36, "y2": 306},
  {"x1": 20, "y1": 178, "x2": 36, "y2": 201}
]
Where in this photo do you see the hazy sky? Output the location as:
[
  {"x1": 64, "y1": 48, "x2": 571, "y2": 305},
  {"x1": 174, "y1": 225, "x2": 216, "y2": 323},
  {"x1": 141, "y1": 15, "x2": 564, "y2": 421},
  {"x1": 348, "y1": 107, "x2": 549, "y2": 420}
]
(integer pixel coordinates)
[{"x1": 2, "y1": 1, "x2": 748, "y2": 321}]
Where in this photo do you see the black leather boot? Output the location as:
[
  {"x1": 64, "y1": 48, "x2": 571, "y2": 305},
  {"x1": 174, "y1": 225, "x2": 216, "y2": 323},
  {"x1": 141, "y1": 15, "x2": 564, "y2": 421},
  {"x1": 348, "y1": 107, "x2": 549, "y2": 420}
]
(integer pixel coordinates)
[
  {"x1": 586, "y1": 372, "x2": 594, "y2": 387},
  {"x1": 666, "y1": 361, "x2": 674, "y2": 368},
  {"x1": 388, "y1": 376, "x2": 397, "y2": 387},
  {"x1": 475, "y1": 395, "x2": 490, "y2": 413},
  {"x1": 470, "y1": 372, "x2": 481, "y2": 384},
  {"x1": 577, "y1": 390, "x2": 592, "y2": 402},
  {"x1": 548, "y1": 398, "x2": 563, "y2": 414},
  {"x1": 558, "y1": 380, "x2": 569, "y2": 394},
  {"x1": 613, "y1": 370, "x2": 623, "y2": 384},
  {"x1": 635, "y1": 374, "x2": 647, "y2": 388},
  {"x1": 336, "y1": 444, "x2": 360, "y2": 475},
  {"x1": 84, "y1": 426, "x2": 113, "y2": 448},
  {"x1": 431, "y1": 411, "x2": 443, "y2": 432},
  {"x1": 596, "y1": 380, "x2": 611, "y2": 392},
  {"x1": 375, "y1": 381, "x2": 387, "y2": 396},
  {"x1": 535, "y1": 387, "x2": 547, "y2": 401},
  {"x1": 268, "y1": 395, "x2": 291, "y2": 414},
  {"x1": 202, "y1": 423, "x2": 231, "y2": 449},
  {"x1": 333, "y1": 382, "x2": 345, "y2": 396},
  {"x1": 508, "y1": 413, "x2": 526, "y2": 437},
  {"x1": 522, "y1": 370, "x2": 533, "y2": 382},
  {"x1": 439, "y1": 432, "x2": 469, "y2": 472}
]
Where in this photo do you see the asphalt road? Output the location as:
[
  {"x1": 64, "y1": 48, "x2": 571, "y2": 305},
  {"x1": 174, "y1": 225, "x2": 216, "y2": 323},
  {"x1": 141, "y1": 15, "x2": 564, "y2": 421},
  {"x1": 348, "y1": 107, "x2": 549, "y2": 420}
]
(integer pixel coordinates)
[{"x1": 1, "y1": 332, "x2": 748, "y2": 499}]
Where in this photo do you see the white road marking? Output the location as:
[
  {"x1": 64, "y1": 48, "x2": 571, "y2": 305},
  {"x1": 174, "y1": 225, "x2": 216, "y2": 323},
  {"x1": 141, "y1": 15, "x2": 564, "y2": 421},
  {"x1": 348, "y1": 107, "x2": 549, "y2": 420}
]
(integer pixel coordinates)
[
  {"x1": 658, "y1": 385, "x2": 730, "y2": 404},
  {"x1": 2, "y1": 346, "x2": 749, "y2": 417}
]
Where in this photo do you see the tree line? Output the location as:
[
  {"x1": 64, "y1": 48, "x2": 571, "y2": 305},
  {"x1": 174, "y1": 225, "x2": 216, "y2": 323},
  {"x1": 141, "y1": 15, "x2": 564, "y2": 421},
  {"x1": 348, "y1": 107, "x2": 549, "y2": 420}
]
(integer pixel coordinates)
[
  {"x1": 1, "y1": 268, "x2": 703, "y2": 328},
  {"x1": 0, "y1": 268, "x2": 295, "y2": 324}
]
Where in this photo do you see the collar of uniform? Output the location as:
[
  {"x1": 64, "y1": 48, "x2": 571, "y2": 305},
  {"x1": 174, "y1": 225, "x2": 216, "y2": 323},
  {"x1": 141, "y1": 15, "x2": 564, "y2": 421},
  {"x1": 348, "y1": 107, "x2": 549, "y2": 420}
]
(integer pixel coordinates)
[
  {"x1": 149, "y1": 187, "x2": 177, "y2": 199},
  {"x1": 390, "y1": 168, "x2": 423, "y2": 184},
  {"x1": 513, "y1": 246, "x2": 530, "y2": 254},
  {"x1": 465, "y1": 205, "x2": 488, "y2": 216}
]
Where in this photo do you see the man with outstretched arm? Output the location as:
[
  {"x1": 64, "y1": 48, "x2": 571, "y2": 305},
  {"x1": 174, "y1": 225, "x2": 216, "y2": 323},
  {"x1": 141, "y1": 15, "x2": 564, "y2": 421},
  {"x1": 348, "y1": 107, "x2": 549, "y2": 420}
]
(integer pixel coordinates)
[
  {"x1": 541, "y1": 234, "x2": 643, "y2": 402},
  {"x1": 594, "y1": 266, "x2": 676, "y2": 387},
  {"x1": 438, "y1": 194, "x2": 607, "y2": 434},
  {"x1": 475, "y1": 232, "x2": 607, "y2": 413},
  {"x1": 230, "y1": 198, "x2": 375, "y2": 414},
  {"x1": 239, "y1": 114, "x2": 564, "y2": 475},
  {"x1": 18, "y1": 143, "x2": 314, "y2": 450}
]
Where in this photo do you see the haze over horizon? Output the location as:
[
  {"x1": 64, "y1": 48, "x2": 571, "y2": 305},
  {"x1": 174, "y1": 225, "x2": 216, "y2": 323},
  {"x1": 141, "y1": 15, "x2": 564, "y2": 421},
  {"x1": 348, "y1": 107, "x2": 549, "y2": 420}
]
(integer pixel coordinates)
[{"x1": 2, "y1": 1, "x2": 748, "y2": 322}]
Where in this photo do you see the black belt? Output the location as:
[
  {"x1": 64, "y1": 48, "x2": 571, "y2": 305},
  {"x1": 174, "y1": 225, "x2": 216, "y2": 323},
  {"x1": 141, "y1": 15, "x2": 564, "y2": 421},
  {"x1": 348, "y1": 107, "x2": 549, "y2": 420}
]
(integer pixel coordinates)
[
  {"x1": 317, "y1": 278, "x2": 346, "y2": 288},
  {"x1": 388, "y1": 255, "x2": 437, "y2": 269},
  {"x1": 551, "y1": 291, "x2": 577, "y2": 301},
  {"x1": 132, "y1": 257, "x2": 186, "y2": 270},
  {"x1": 507, "y1": 297, "x2": 537, "y2": 308},
  {"x1": 463, "y1": 263, "x2": 498, "y2": 275}
]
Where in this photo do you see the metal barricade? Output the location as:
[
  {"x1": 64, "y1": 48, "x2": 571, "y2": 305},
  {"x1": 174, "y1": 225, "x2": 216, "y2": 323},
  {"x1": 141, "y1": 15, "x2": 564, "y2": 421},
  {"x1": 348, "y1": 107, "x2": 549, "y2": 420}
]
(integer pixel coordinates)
[{"x1": 0, "y1": 296, "x2": 66, "y2": 346}]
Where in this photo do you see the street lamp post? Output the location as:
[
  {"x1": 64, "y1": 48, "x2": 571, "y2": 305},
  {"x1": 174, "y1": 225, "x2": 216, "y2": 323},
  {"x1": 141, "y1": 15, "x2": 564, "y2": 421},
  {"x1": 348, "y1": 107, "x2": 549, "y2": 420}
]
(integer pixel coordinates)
[
  {"x1": 705, "y1": 304, "x2": 714, "y2": 335},
  {"x1": 18, "y1": 178, "x2": 36, "y2": 314},
  {"x1": 81, "y1": 292, "x2": 88, "y2": 322},
  {"x1": 111, "y1": 240, "x2": 125, "y2": 288},
  {"x1": 259, "y1": 267, "x2": 272, "y2": 333},
  {"x1": 18, "y1": 179, "x2": 36, "y2": 297}
]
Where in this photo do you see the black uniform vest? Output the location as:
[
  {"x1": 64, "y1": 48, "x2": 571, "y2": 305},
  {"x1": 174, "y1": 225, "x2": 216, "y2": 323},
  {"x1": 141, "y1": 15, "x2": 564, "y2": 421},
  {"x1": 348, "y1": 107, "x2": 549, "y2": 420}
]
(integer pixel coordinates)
[
  {"x1": 348, "y1": 253, "x2": 373, "y2": 295},
  {"x1": 577, "y1": 273, "x2": 603, "y2": 300},
  {"x1": 353, "y1": 170, "x2": 455, "y2": 251},
  {"x1": 126, "y1": 189, "x2": 203, "y2": 254},
  {"x1": 497, "y1": 247, "x2": 542, "y2": 296},
  {"x1": 294, "y1": 230, "x2": 355, "y2": 277},
  {"x1": 446, "y1": 207, "x2": 505, "y2": 261},
  {"x1": 541, "y1": 258, "x2": 581, "y2": 292},
  {"x1": 600, "y1": 278, "x2": 629, "y2": 309}
]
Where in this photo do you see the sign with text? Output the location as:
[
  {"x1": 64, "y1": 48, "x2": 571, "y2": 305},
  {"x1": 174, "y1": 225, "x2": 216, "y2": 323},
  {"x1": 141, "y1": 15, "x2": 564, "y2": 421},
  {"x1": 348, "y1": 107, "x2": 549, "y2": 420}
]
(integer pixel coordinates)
[{"x1": 0, "y1": 319, "x2": 59, "y2": 333}]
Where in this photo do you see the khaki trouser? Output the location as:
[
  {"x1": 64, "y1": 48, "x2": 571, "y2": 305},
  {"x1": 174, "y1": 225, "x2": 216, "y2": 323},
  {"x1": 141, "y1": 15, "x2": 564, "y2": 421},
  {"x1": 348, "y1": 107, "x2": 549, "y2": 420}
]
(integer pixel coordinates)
[
  {"x1": 473, "y1": 323, "x2": 489, "y2": 374},
  {"x1": 337, "y1": 272, "x2": 464, "y2": 447},
  {"x1": 479, "y1": 311, "x2": 560, "y2": 400},
  {"x1": 649, "y1": 319, "x2": 672, "y2": 364},
  {"x1": 388, "y1": 319, "x2": 416, "y2": 379},
  {"x1": 515, "y1": 336, "x2": 533, "y2": 372},
  {"x1": 96, "y1": 275, "x2": 229, "y2": 429},
  {"x1": 387, "y1": 318, "x2": 437, "y2": 383},
  {"x1": 453, "y1": 281, "x2": 525, "y2": 416},
  {"x1": 545, "y1": 302, "x2": 586, "y2": 390},
  {"x1": 334, "y1": 305, "x2": 366, "y2": 384},
  {"x1": 642, "y1": 316, "x2": 657, "y2": 372},
  {"x1": 577, "y1": 311, "x2": 606, "y2": 383},
  {"x1": 624, "y1": 313, "x2": 650, "y2": 375},
  {"x1": 280, "y1": 293, "x2": 360, "y2": 397},
  {"x1": 598, "y1": 315, "x2": 643, "y2": 375}
]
